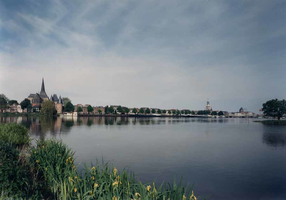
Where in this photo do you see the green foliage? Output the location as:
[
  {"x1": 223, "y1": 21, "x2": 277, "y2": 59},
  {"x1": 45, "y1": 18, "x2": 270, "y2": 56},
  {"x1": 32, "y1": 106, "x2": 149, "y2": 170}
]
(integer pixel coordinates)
[
  {"x1": 62, "y1": 97, "x2": 71, "y2": 107},
  {"x1": 152, "y1": 109, "x2": 156, "y2": 114},
  {"x1": 105, "y1": 106, "x2": 110, "y2": 114},
  {"x1": 197, "y1": 110, "x2": 210, "y2": 115},
  {"x1": 117, "y1": 106, "x2": 123, "y2": 113},
  {"x1": 77, "y1": 106, "x2": 83, "y2": 112},
  {"x1": 124, "y1": 107, "x2": 130, "y2": 114},
  {"x1": 0, "y1": 123, "x2": 30, "y2": 146},
  {"x1": 98, "y1": 109, "x2": 102, "y2": 114},
  {"x1": 65, "y1": 102, "x2": 75, "y2": 113},
  {"x1": 0, "y1": 94, "x2": 9, "y2": 102},
  {"x1": 0, "y1": 142, "x2": 34, "y2": 198},
  {"x1": 8, "y1": 100, "x2": 18, "y2": 105},
  {"x1": 168, "y1": 110, "x2": 172, "y2": 114},
  {"x1": 109, "y1": 106, "x2": 115, "y2": 114},
  {"x1": 146, "y1": 108, "x2": 151, "y2": 114},
  {"x1": 0, "y1": 96, "x2": 8, "y2": 112},
  {"x1": 20, "y1": 98, "x2": 31, "y2": 110},
  {"x1": 262, "y1": 99, "x2": 286, "y2": 120},
  {"x1": 211, "y1": 111, "x2": 218, "y2": 115},
  {"x1": 41, "y1": 101, "x2": 56, "y2": 116},
  {"x1": 139, "y1": 108, "x2": 145, "y2": 114},
  {"x1": 157, "y1": 109, "x2": 162, "y2": 114},
  {"x1": 132, "y1": 108, "x2": 138, "y2": 114},
  {"x1": 218, "y1": 111, "x2": 224, "y2": 116},
  {"x1": 162, "y1": 110, "x2": 166, "y2": 114},
  {"x1": 172, "y1": 110, "x2": 177, "y2": 115},
  {"x1": 87, "y1": 105, "x2": 94, "y2": 113}
]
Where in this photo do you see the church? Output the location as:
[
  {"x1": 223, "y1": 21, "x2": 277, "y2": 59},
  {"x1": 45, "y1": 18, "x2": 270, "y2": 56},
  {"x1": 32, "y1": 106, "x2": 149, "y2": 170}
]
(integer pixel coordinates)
[{"x1": 27, "y1": 78, "x2": 63, "y2": 114}]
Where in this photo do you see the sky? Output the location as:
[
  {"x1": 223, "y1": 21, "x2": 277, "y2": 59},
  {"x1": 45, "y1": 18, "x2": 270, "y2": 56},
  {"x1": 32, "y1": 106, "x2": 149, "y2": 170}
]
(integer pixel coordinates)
[{"x1": 0, "y1": 0, "x2": 286, "y2": 112}]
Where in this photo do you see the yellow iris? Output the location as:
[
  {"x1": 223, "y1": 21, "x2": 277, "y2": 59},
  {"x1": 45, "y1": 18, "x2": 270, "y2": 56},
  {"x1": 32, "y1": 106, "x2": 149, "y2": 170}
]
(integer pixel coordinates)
[
  {"x1": 147, "y1": 185, "x2": 151, "y2": 192},
  {"x1": 74, "y1": 188, "x2": 77, "y2": 193},
  {"x1": 94, "y1": 183, "x2": 99, "y2": 188},
  {"x1": 135, "y1": 192, "x2": 141, "y2": 198},
  {"x1": 112, "y1": 181, "x2": 119, "y2": 187},
  {"x1": 183, "y1": 194, "x2": 186, "y2": 200},
  {"x1": 34, "y1": 151, "x2": 36, "y2": 154},
  {"x1": 112, "y1": 196, "x2": 118, "y2": 200},
  {"x1": 113, "y1": 168, "x2": 118, "y2": 175},
  {"x1": 36, "y1": 160, "x2": 39, "y2": 163}
]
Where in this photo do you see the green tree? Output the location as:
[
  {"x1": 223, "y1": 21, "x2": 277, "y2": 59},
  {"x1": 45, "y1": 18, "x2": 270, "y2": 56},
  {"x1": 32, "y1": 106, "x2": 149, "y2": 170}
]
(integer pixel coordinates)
[
  {"x1": 157, "y1": 109, "x2": 162, "y2": 114},
  {"x1": 172, "y1": 110, "x2": 177, "y2": 115},
  {"x1": 162, "y1": 110, "x2": 166, "y2": 114},
  {"x1": 65, "y1": 102, "x2": 74, "y2": 112},
  {"x1": 191, "y1": 111, "x2": 195, "y2": 115},
  {"x1": 117, "y1": 106, "x2": 123, "y2": 114},
  {"x1": 124, "y1": 107, "x2": 130, "y2": 114},
  {"x1": 211, "y1": 111, "x2": 218, "y2": 115},
  {"x1": 98, "y1": 109, "x2": 102, "y2": 114},
  {"x1": 41, "y1": 100, "x2": 56, "y2": 116},
  {"x1": 77, "y1": 106, "x2": 83, "y2": 112},
  {"x1": 109, "y1": 106, "x2": 114, "y2": 114},
  {"x1": 168, "y1": 110, "x2": 172, "y2": 114},
  {"x1": 152, "y1": 109, "x2": 156, "y2": 114},
  {"x1": 20, "y1": 99, "x2": 31, "y2": 110},
  {"x1": 218, "y1": 111, "x2": 224, "y2": 116},
  {"x1": 105, "y1": 106, "x2": 110, "y2": 114},
  {"x1": 146, "y1": 108, "x2": 150, "y2": 114},
  {"x1": 132, "y1": 108, "x2": 138, "y2": 114},
  {"x1": 181, "y1": 110, "x2": 185, "y2": 114},
  {"x1": 262, "y1": 99, "x2": 286, "y2": 120},
  {"x1": 87, "y1": 105, "x2": 94, "y2": 113},
  {"x1": 0, "y1": 94, "x2": 9, "y2": 102},
  {"x1": 139, "y1": 108, "x2": 145, "y2": 114},
  {"x1": 177, "y1": 110, "x2": 181, "y2": 115},
  {"x1": 8, "y1": 100, "x2": 18, "y2": 105},
  {"x1": 0, "y1": 97, "x2": 7, "y2": 113},
  {"x1": 62, "y1": 97, "x2": 71, "y2": 107}
]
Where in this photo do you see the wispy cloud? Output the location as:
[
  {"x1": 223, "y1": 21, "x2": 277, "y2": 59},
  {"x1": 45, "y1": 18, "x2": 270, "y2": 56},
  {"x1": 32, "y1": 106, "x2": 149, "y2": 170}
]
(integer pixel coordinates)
[{"x1": 0, "y1": 0, "x2": 285, "y2": 111}]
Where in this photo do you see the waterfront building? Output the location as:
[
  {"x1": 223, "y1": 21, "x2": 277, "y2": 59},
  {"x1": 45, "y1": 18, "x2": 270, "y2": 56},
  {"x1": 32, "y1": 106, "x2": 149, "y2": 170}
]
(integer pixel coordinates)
[{"x1": 206, "y1": 100, "x2": 212, "y2": 111}]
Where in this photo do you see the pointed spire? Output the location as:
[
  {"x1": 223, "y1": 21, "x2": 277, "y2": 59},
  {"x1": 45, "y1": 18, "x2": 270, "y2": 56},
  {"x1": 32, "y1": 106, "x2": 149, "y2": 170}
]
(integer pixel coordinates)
[
  {"x1": 41, "y1": 78, "x2": 45, "y2": 93},
  {"x1": 59, "y1": 95, "x2": 62, "y2": 104}
]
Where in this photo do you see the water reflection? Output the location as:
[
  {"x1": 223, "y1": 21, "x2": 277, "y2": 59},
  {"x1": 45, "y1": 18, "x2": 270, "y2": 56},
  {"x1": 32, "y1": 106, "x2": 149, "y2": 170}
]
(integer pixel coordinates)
[{"x1": 262, "y1": 126, "x2": 286, "y2": 147}]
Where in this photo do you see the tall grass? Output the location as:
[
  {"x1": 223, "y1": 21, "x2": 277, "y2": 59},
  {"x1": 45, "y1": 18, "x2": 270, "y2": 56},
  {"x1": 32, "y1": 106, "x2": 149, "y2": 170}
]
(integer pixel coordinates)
[
  {"x1": 0, "y1": 123, "x2": 30, "y2": 146},
  {"x1": 29, "y1": 140, "x2": 201, "y2": 200}
]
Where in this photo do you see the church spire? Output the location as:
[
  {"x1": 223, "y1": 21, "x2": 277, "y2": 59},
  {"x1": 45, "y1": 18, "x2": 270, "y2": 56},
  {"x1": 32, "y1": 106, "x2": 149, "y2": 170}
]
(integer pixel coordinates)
[{"x1": 41, "y1": 78, "x2": 45, "y2": 93}]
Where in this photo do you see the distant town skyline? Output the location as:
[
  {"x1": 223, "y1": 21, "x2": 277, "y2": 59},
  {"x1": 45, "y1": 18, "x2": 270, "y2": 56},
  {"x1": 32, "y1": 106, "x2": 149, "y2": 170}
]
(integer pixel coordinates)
[{"x1": 1, "y1": 0, "x2": 286, "y2": 112}]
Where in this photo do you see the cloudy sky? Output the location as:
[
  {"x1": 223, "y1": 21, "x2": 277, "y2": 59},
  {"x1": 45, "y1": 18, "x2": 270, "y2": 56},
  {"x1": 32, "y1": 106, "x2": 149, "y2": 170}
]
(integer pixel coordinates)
[{"x1": 0, "y1": 0, "x2": 285, "y2": 112}]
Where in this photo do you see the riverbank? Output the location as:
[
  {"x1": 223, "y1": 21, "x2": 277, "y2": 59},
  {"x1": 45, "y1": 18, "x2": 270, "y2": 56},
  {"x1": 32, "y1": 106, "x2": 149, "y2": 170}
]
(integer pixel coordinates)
[
  {"x1": 254, "y1": 120, "x2": 286, "y2": 125},
  {"x1": 0, "y1": 123, "x2": 200, "y2": 199},
  {"x1": 0, "y1": 112, "x2": 42, "y2": 116}
]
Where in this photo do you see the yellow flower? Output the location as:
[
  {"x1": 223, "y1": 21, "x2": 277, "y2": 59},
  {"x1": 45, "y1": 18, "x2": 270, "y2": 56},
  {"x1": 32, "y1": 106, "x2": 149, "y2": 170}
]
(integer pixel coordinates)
[
  {"x1": 66, "y1": 159, "x2": 69, "y2": 162},
  {"x1": 36, "y1": 160, "x2": 39, "y2": 163},
  {"x1": 28, "y1": 154, "x2": 31, "y2": 157},
  {"x1": 74, "y1": 188, "x2": 77, "y2": 193},
  {"x1": 92, "y1": 176, "x2": 95, "y2": 180},
  {"x1": 34, "y1": 151, "x2": 36, "y2": 154},
  {"x1": 113, "y1": 168, "x2": 118, "y2": 175},
  {"x1": 94, "y1": 182, "x2": 99, "y2": 188},
  {"x1": 57, "y1": 153, "x2": 60, "y2": 156},
  {"x1": 135, "y1": 192, "x2": 141, "y2": 198},
  {"x1": 112, "y1": 196, "x2": 118, "y2": 200},
  {"x1": 42, "y1": 145, "x2": 45, "y2": 148},
  {"x1": 89, "y1": 191, "x2": 93, "y2": 195},
  {"x1": 91, "y1": 166, "x2": 96, "y2": 171},
  {"x1": 190, "y1": 191, "x2": 197, "y2": 200},
  {"x1": 147, "y1": 185, "x2": 151, "y2": 192},
  {"x1": 75, "y1": 176, "x2": 78, "y2": 179},
  {"x1": 70, "y1": 160, "x2": 72, "y2": 164},
  {"x1": 45, "y1": 167, "x2": 47, "y2": 171},
  {"x1": 73, "y1": 165, "x2": 76, "y2": 169},
  {"x1": 183, "y1": 194, "x2": 186, "y2": 200},
  {"x1": 68, "y1": 156, "x2": 71, "y2": 160},
  {"x1": 112, "y1": 181, "x2": 119, "y2": 187}
]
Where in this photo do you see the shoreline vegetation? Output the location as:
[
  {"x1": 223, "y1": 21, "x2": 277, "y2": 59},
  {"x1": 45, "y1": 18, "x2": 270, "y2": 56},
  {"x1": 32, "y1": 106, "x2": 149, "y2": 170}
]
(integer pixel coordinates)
[
  {"x1": 0, "y1": 123, "x2": 203, "y2": 200},
  {"x1": 254, "y1": 120, "x2": 286, "y2": 125}
]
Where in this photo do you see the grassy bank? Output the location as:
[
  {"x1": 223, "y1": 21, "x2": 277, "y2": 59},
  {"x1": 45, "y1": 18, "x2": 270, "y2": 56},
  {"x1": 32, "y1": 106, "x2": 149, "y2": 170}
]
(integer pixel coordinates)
[
  {"x1": 0, "y1": 123, "x2": 202, "y2": 200},
  {"x1": 254, "y1": 120, "x2": 286, "y2": 125}
]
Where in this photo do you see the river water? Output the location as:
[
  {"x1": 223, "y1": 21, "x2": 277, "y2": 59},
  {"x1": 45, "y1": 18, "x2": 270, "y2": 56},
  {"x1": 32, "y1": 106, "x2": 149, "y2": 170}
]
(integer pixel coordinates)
[{"x1": 1, "y1": 116, "x2": 286, "y2": 200}]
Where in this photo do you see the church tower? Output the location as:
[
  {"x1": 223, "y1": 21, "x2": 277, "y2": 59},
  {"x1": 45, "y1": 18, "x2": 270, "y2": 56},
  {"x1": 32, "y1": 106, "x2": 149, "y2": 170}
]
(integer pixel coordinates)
[
  {"x1": 39, "y1": 78, "x2": 49, "y2": 101},
  {"x1": 206, "y1": 100, "x2": 212, "y2": 111}
]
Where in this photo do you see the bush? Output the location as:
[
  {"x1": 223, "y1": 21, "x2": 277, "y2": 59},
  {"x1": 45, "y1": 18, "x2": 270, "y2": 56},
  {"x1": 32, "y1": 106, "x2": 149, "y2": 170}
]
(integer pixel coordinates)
[
  {"x1": 0, "y1": 142, "x2": 32, "y2": 198},
  {"x1": 0, "y1": 123, "x2": 30, "y2": 146}
]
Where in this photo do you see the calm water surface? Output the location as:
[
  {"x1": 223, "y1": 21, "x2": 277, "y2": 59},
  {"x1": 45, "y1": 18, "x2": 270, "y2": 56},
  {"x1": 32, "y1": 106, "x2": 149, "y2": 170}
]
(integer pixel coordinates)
[{"x1": 1, "y1": 116, "x2": 286, "y2": 200}]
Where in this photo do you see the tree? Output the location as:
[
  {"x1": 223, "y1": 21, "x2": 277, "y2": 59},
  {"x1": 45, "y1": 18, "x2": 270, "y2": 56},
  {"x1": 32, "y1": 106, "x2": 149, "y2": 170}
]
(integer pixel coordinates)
[
  {"x1": 146, "y1": 108, "x2": 150, "y2": 114},
  {"x1": 77, "y1": 106, "x2": 83, "y2": 112},
  {"x1": 157, "y1": 109, "x2": 162, "y2": 114},
  {"x1": 105, "y1": 106, "x2": 110, "y2": 114},
  {"x1": 20, "y1": 99, "x2": 31, "y2": 110},
  {"x1": 0, "y1": 94, "x2": 9, "y2": 102},
  {"x1": 152, "y1": 109, "x2": 156, "y2": 114},
  {"x1": 8, "y1": 100, "x2": 18, "y2": 105},
  {"x1": 168, "y1": 110, "x2": 172, "y2": 114},
  {"x1": 172, "y1": 110, "x2": 177, "y2": 115},
  {"x1": 87, "y1": 105, "x2": 94, "y2": 113},
  {"x1": 65, "y1": 102, "x2": 75, "y2": 112},
  {"x1": 191, "y1": 111, "x2": 195, "y2": 115},
  {"x1": 139, "y1": 108, "x2": 145, "y2": 114},
  {"x1": 177, "y1": 110, "x2": 181, "y2": 115},
  {"x1": 98, "y1": 110, "x2": 102, "y2": 114},
  {"x1": 132, "y1": 108, "x2": 138, "y2": 114},
  {"x1": 211, "y1": 111, "x2": 218, "y2": 115},
  {"x1": 181, "y1": 110, "x2": 185, "y2": 114},
  {"x1": 117, "y1": 106, "x2": 123, "y2": 114},
  {"x1": 62, "y1": 97, "x2": 71, "y2": 107},
  {"x1": 162, "y1": 110, "x2": 166, "y2": 114},
  {"x1": 124, "y1": 107, "x2": 130, "y2": 114},
  {"x1": 218, "y1": 111, "x2": 224, "y2": 116},
  {"x1": 41, "y1": 100, "x2": 56, "y2": 116},
  {"x1": 0, "y1": 97, "x2": 7, "y2": 113},
  {"x1": 262, "y1": 99, "x2": 286, "y2": 120},
  {"x1": 109, "y1": 106, "x2": 114, "y2": 114}
]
